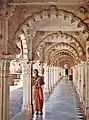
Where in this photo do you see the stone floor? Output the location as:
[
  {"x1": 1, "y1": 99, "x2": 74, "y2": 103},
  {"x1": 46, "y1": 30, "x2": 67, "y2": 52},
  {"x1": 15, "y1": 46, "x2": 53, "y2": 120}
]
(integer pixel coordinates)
[
  {"x1": 9, "y1": 87, "x2": 23, "y2": 120},
  {"x1": 10, "y1": 79, "x2": 85, "y2": 120}
]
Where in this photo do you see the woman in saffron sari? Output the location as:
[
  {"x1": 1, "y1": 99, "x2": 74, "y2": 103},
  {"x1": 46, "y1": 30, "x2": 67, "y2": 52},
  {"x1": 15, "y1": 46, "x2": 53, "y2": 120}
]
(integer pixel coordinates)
[{"x1": 33, "y1": 69, "x2": 45, "y2": 115}]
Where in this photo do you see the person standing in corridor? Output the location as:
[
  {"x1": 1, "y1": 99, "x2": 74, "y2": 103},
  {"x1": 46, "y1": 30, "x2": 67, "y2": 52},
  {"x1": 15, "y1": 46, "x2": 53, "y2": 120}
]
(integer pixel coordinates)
[{"x1": 32, "y1": 69, "x2": 45, "y2": 115}]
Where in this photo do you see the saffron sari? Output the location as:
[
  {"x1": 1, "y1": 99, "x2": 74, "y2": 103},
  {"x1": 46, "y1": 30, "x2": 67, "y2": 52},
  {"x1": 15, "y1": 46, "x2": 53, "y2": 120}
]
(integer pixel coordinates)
[{"x1": 33, "y1": 76, "x2": 44, "y2": 111}]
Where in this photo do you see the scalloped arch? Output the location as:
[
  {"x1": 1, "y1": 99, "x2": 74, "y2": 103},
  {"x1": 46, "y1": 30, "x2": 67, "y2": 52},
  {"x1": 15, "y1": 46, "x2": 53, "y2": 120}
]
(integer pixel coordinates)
[
  {"x1": 51, "y1": 55, "x2": 75, "y2": 67},
  {"x1": 46, "y1": 42, "x2": 79, "y2": 58},
  {"x1": 38, "y1": 32, "x2": 84, "y2": 57},
  {"x1": 50, "y1": 49, "x2": 78, "y2": 63},
  {"x1": 14, "y1": 5, "x2": 89, "y2": 41}
]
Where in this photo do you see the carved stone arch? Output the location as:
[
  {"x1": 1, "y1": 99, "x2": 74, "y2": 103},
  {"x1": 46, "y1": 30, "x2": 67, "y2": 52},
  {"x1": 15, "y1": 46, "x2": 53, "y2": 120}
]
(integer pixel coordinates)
[
  {"x1": 46, "y1": 42, "x2": 79, "y2": 59},
  {"x1": 51, "y1": 50, "x2": 77, "y2": 59},
  {"x1": 51, "y1": 55, "x2": 75, "y2": 67},
  {"x1": 12, "y1": 5, "x2": 89, "y2": 59},
  {"x1": 14, "y1": 5, "x2": 89, "y2": 43},
  {"x1": 37, "y1": 32, "x2": 85, "y2": 58},
  {"x1": 45, "y1": 49, "x2": 78, "y2": 67},
  {"x1": 51, "y1": 54, "x2": 75, "y2": 64},
  {"x1": 50, "y1": 49, "x2": 78, "y2": 63},
  {"x1": 16, "y1": 29, "x2": 28, "y2": 59}
]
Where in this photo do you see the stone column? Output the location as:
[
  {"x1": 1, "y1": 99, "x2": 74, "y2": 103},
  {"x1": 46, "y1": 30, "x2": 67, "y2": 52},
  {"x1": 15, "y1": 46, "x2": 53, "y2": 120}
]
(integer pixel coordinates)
[
  {"x1": 39, "y1": 43, "x2": 45, "y2": 76},
  {"x1": 50, "y1": 66, "x2": 52, "y2": 90},
  {"x1": 54, "y1": 67, "x2": 56, "y2": 85},
  {"x1": 49, "y1": 66, "x2": 52, "y2": 92},
  {"x1": 77, "y1": 64, "x2": 81, "y2": 96},
  {"x1": 0, "y1": 59, "x2": 10, "y2": 120},
  {"x1": 0, "y1": 5, "x2": 16, "y2": 120},
  {"x1": 55, "y1": 67, "x2": 57, "y2": 84},
  {"x1": 57, "y1": 67, "x2": 59, "y2": 82},
  {"x1": 80, "y1": 61, "x2": 85, "y2": 103},
  {"x1": 51, "y1": 66, "x2": 54, "y2": 90},
  {"x1": 75, "y1": 65, "x2": 78, "y2": 89},
  {"x1": 44, "y1": 66, "x2": 50, "y2": 93},
  {"x1": 21, "y1": 60, "x2": 32, "y2": 115},
  {"x1": 0, "y1": 60, "x2": 3, "y2": 120},
  {"x1": 55, "y1": 67, "x2": 58, "y2": 83},
  {"x1": 73, "y1": 67, "x2": 75, "y2": 85},
  {"x1": 85, "y1": 61, "x2": 89, "y2": 116}
]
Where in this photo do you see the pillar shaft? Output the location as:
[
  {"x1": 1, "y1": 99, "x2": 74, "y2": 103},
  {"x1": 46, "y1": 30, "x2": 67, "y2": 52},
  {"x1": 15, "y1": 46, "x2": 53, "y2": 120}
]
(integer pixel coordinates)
[
  {"x1": 21, "y1": 60, "x2": 32, "y2": 114},
  {"x1": 85, "y1": 62, "x2": 89, "y2": 107},
  {"x1": 49, "y1": 66, "x2": 52, "y2": 91},
  {"x1": 0, "y1": 59, "x2": 10, "y2": 120},
  {"x1": 54, "y1": 67, "x2": 56, "y2": 85},
  {"x1": 44, "y1": 66, "x2": 50, "y2": 93},
  {"x1": 80, "y1": 62, "x2": 85, "y2": 102},
  {"x1": 51, "y1": 67, "x2": 54, "y2": 89}
]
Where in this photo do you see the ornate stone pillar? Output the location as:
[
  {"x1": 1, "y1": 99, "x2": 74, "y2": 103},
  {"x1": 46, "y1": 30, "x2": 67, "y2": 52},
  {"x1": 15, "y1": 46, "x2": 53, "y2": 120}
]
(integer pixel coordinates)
[
  {"x1": 21, "y1": 60, "x2": 32, "y2": 115},
  {"x1": 54, "y1": 66, "x2": 56, "y2": 85},
  {"x1": 51, "y1": 66, "x2": 54, "y2": 90},
  {"x1": 0, "y1": 58, "x2": 10, "y2": 120},
  {"x1": 75, "y1": 65, "x2": 78, "y2": 89},
  {"x1": 44, "y1": 65, "x2": 50, "y2": 93},
  {"x1": 49, "y1": 65, "x2": 52, "y2": 92},
  {"x1": 0, "y1": 60, "x2": 3, "y2": 120},
  {"x1": 73, "y1": 66, "x2": 77, "y2": 87},
  {"x1": 39, "y1": 43, "x2": 45, "y2": 76},
  {"x1": 55, "y1": 67, "x2": 58, "y2": 83},
  {"x1": 0, "y1": 6, "x2": 15, "y2": 120},
  {"x1": 85, "y1": 61, "x2": 89, "y2": 116},
  {"x1": 57, "y1": 67, "x2": 59, "y2": 82},
  {"x1": 80, "y1": 61, "x2": 85, "y2": 103},
  {"x1": 77, "y1": 64, "x2": 81, "y2": 96},
  {"x1": 0, "y1": 5, "x2": 16, "y2": 120},
  {"x1": 73, "y1": 66, "x2": 76, "y2": 85}
]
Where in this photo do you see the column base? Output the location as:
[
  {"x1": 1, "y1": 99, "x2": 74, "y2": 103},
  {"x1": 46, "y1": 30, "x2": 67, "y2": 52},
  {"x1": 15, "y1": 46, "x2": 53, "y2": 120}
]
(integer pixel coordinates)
[
  {"x1": 21, "y1": 104, "x2": 32, "y2": 115},
  {"x1": 44, "y1": 88, "x2": 50, "y2": 94}
]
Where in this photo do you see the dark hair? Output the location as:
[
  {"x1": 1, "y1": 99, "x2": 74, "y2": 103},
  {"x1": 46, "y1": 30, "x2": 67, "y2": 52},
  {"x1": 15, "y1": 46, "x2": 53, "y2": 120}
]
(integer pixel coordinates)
[{"x1": 34, "y1": 69, "x2": 38, "y2": 74}]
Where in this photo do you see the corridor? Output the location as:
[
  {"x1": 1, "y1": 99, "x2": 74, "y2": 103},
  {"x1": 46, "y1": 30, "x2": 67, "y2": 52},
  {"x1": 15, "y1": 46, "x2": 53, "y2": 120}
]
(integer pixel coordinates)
[{"x1": 11, "y1": 79, "x2": 85, "y2": 120}]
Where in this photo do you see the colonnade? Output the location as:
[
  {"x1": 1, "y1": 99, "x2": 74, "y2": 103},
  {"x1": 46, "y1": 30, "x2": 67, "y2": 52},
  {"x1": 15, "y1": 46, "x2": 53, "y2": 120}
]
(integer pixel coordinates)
[
  {"x1": 73, "y1": 61, "x2": 89, "y2": 116},
  {"x1": 2, "y1": 58, "x2": 89, "y2": 120},
  {"x1": 44, "y1": 66, "x2": 63, "y2": 93}
]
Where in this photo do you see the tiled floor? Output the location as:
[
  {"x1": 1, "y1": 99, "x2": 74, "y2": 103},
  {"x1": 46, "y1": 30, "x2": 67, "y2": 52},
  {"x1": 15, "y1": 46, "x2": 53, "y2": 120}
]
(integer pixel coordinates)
[{"x1": 10, "y1": 79, "x2": 85, "y2": 120}]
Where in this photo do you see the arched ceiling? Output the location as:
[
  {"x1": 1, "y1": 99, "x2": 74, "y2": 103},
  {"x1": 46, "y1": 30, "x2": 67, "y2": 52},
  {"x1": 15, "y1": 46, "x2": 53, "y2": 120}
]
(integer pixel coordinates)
[
  {"x1": 13, "y1": 6, "x2": 89, "y2": 68},
  {"x1": 15, "y1": 6, "x2": 89, "y2": 41},
  {"x1": 52, "y1": 54, "x2": 75, "y2": 66},
  {"x1": 37, "y1": 31, "x2": 86, "y2": 67},
  {"x1": 53, "y1": 55, "x2": 75, "y2": 68},
  {"x1": 50, "y1": 50, "x2": 78, "y2": 63}
]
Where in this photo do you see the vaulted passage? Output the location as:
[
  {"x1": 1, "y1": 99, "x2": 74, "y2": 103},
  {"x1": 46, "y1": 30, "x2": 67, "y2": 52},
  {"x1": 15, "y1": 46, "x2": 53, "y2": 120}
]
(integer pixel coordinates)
[{"x1": 0, "y1": 1, "x2": 89, "y2": 120}]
